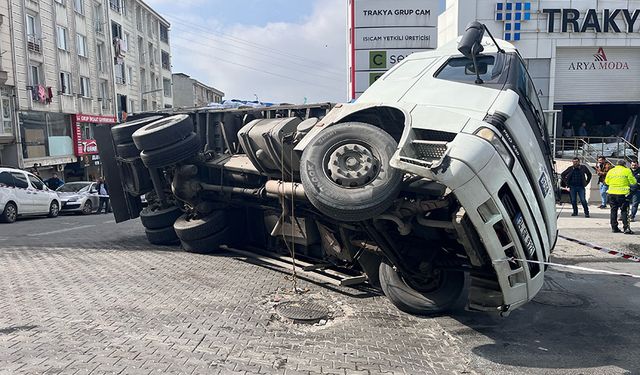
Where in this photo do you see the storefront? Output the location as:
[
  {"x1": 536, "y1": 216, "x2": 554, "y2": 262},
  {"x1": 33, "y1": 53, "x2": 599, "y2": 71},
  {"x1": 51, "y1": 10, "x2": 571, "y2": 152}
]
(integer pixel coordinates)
[
  {"x1": 70, "y1": 113, "x2": 117, "y2": 181},
  {"x1": 438, "y1": 0, "x2": 640, "y2": 149}
]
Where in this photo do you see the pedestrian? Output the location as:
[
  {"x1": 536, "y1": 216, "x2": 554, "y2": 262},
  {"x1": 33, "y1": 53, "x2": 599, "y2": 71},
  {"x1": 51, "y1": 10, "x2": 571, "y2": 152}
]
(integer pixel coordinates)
[
  {"x1": 561, "y1": 121, "x2": 574, "y2": 137},
  {"x1": 605, "y1": 159, "x2": 637, "y2": 234},
  {"x1": 561, "y1": 157, "x2": 592, "y2": 217},
  {"x1": 629, "y1": 160, "x2": 640, "y2": 221},
  {"x1": 45, "y1": 173, "x2": 64, "y2": 190},
  {"x1": 594, "y1": 156, "x2": 613, "y2": 209},
  {"x1": 577, "y1": 122, "x2": 588, "y2": 137},
  {"x1": 96, "y1": 177, "x2": 110, "y2": 214}
]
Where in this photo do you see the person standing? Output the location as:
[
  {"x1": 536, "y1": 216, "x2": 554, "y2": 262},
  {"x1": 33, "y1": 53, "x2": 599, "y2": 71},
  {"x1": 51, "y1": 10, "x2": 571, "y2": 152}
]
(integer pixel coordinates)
[
  {"x1": 45, "y1": 173, "x2": 64, "y2": 190},
  {"x1": 561, "y1": 121, "x2": 574, "y2": 137},
  {"x1": 629, "y1": 160, "x2": 640, "y2": 221},
  {"x1": 577, "y1": 122, "x2": 588, "y2": 137},
  {"x1": 605, "y1": 159, "x2": 637, "y2": 234},
  {"x1": 561, "y1": 157, "x2": 592, "y2": 217},
  {"x1": 96, "y1": 177, "x2": 110, "y2": 214},
  {"x1": 595, "y1": 156, "x2": 613, "y2": 209}
]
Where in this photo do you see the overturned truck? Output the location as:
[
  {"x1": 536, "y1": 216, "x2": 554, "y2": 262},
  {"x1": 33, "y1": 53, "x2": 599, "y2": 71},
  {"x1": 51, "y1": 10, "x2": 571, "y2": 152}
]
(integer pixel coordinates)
[{"x1": 97, "y1": 24, "x2": 558, "y2": 316}]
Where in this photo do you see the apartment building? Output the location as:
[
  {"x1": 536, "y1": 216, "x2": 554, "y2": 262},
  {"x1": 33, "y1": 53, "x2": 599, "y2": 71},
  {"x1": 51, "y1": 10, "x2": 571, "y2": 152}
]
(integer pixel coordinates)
[
  {"x1": 172, "y1": 73, "x2": 223, "y2": 108},
  {"x1": 0, "y1": 0, "x2": 17, "y2": 167},
  {"x1": 107, "y1": 0, "x2": 172, "y2": 117},
  {"x1": 2, "y1": 0, "x2": 118, "y2": 178}
]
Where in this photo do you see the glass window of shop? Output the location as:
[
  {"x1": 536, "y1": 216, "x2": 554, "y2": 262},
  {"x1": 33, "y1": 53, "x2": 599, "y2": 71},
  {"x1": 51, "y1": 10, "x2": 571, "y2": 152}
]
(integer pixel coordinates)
[{"x1": 20, "y1": 112, "x2": 73, "y2": 159}]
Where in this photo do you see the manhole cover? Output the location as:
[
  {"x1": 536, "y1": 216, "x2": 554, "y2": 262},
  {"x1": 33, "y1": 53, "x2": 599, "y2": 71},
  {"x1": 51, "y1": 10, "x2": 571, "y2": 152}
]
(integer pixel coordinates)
[
  {"x1": 533, "y1": 290, "x2": 585, "y2": 307},
  {"x1": 275, "y1": 300, "x2": 329, "y2": 323}
]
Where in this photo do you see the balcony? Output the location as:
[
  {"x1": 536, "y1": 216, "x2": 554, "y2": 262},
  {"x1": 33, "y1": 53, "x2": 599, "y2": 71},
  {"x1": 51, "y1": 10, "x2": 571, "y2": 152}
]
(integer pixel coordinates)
[{"x1": 27, "y1": 36, "x2": 41, "y2": 54}]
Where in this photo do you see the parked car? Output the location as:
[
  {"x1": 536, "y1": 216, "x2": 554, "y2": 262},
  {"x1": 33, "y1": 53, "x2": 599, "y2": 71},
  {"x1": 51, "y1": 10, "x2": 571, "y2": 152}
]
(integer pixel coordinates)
[
  {"x1": 0, "y1": 167, "x2": 62, "y2": 223},
  {"x1": 56, "y1": 181, "x2": 99, "y2": 215}
]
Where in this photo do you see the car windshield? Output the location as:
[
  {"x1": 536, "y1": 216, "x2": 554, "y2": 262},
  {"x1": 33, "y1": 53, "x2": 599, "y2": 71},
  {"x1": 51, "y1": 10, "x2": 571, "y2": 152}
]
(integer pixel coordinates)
[
  {"x1": 435, "y1": 54, "x2": 504, "y2": 83},
  {"x1": 57, "y1": 182, "x2": 91, "y2": 192}
]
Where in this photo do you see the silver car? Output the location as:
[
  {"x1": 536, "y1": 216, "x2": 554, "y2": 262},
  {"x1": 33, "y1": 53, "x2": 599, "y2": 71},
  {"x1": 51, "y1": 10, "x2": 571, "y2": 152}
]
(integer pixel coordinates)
[{"x1": 56, "y1": 182, "x2": 99, "y2": 215}]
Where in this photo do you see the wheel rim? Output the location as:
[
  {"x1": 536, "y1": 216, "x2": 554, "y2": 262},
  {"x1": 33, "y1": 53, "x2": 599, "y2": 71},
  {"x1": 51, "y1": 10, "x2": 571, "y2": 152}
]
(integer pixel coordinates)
[
  {"x1": 6, "y1": 204, "x2": 16, "y2": 221},
  {"x1": 50, "y1": 202, "x2": 59, "y2": 216},
  {"x1": 325, "y1": 142, "x2": 380, "y2": 188},
  {"x1": 83, "y1": 202, "x2": 92, "y2": 214}
]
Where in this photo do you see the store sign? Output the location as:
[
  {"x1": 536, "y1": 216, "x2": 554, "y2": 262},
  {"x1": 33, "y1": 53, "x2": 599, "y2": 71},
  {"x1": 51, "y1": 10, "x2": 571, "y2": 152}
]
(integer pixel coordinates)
[
  {"x1": 568, "y1": 48, "x2": 630, "y2": 71},
  {"x1": 542, "y1": 8, "x2": 640, "y2": 33},
  {"x1": 75, "y1": 114, "x2": 117, "y2": 124},
  {"x1": 72, "y1": 114, "x2": 116, "y2": 156},
  {"x1": 349, "y1": 0, "x2": 438, "y2": 99}
]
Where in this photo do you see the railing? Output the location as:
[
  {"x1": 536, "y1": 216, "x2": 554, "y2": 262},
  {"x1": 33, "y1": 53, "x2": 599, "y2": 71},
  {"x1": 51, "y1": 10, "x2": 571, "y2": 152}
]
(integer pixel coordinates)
[
  {"x1": 553, "y1": 136, "x2": 639, "y2": 164},
  {"x1": 27, "y1": 35, "x2": 41, "y2": 53}
]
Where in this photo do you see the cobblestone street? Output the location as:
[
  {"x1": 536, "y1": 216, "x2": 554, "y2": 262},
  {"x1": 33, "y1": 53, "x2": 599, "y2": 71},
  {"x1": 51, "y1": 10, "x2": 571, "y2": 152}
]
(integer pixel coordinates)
[{"x1": 0, "y1": 211, "x2": 638, "y2": 374}]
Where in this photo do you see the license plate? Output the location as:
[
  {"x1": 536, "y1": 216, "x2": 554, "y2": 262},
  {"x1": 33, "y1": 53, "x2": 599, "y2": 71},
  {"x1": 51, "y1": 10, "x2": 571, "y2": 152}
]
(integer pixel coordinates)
[{"x1": 514, "y1": 213, "x2": 536, "y2": 258}]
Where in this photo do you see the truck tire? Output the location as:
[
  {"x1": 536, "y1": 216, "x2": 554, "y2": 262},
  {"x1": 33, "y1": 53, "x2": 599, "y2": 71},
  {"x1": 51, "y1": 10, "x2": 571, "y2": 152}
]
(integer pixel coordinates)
[
  {"x1": 132, "y1": 114, "x2": 193, "y2": 151},
  {"x1": 140, "y1": 133, "x2": 201, "y2": 168},
  {"x1": 173, "y1": 211, "x2": 226, "y2": 242},
  {"x1": 378, "y1": 261, "x2": 465, "y2": 315},
  {"x1": 181, "y1": 227, "x2": 229, "y2": 254},
  {"x1": 300, "y1": 122, "x2": 402, "y2": 222},
  {"x1": 111, "y1": 115, "x2": 163, "y2": 145},
  {"x1": 145, "y1": 226, "x2": 179, "y2": 245},
  {"x1": 140, "y1": 205, "x2": 182, "y2": 230},
  {"x1": 121, "y1": 158, "x2": 153, "y2": 196},
  {"x1": 116, "y1": 142, "x2": 140, "y2": 159}
]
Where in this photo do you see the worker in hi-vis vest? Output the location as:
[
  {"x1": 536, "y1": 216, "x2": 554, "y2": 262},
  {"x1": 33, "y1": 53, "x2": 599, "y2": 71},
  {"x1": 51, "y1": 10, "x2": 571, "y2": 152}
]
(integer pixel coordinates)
[{"x1": 605, "y1": 159, "x2": 637, "y2": 234}]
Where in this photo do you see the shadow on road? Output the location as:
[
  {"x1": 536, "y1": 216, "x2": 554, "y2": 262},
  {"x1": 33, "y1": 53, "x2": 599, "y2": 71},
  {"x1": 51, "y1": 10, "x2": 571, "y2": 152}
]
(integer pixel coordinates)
[{"x1": 447, "y1": 270, "x2": 640, "y2": 373}]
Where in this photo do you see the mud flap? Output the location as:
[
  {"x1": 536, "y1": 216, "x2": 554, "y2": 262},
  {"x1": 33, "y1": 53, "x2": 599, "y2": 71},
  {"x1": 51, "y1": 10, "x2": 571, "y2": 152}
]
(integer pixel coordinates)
[{"x1": 94, "y1": 124, "x2": 143, "y2": 223}]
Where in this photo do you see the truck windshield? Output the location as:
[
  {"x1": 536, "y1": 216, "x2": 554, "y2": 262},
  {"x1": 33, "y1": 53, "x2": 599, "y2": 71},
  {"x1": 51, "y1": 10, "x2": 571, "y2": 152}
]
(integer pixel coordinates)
[{"x1": 435, "y1": 54, "x2": 504, "y2": 84}]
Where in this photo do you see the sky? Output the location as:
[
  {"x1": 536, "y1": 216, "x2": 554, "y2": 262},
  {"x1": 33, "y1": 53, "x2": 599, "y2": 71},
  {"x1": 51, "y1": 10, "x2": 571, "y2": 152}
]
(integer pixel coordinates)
[{"x1": 145, "y1": 0, "x2": 446, "y2": 104}]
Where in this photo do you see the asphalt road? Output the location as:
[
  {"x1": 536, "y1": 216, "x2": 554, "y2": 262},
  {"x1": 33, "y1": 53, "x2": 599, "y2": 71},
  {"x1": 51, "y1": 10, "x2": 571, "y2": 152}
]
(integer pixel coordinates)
[{"x1": 0, "y1": 208, "x2": 638, "y2": 374}]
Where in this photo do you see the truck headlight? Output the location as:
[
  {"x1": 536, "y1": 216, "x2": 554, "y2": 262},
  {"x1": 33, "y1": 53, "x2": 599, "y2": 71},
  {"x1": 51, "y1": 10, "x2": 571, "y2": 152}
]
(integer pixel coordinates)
[{"x1": 475, "y1": 127, "x2": 514, "y2": 167}]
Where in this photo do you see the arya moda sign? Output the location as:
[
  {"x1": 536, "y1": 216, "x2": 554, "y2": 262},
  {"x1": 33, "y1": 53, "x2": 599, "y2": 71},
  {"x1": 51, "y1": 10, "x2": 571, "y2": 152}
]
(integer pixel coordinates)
[{"x1": 568, "y1": 48, "x2": 630, "y2": 71}]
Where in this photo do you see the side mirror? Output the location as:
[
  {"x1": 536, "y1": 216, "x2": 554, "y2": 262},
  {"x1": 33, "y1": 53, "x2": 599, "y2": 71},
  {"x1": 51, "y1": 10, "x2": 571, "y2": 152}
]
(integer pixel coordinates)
[
  {"x1": 90, "y1": 189, "x2": 98, "y2": 194},
  {"x1": 458, "y1": 21, "x2": 485, "y2": 58}
]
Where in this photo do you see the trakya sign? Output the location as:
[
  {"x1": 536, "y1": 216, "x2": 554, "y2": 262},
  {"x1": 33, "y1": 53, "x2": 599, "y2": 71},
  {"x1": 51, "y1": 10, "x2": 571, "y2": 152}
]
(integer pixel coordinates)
[
  {"x1": 354, "y1": 0, "x2": 437, "y2": 28},
  {"x1": 542, "y1": 8, "x2": 640, "y2": 33}
]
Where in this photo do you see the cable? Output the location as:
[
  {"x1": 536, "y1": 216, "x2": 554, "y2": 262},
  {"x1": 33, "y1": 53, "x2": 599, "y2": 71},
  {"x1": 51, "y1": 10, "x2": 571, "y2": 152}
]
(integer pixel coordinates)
[
  {"x1": 170, "y1": 33, "x2": 343, "y2": 81},
  {"x1": 170, "y1": 40, "x2": 342, "y2": 93},
  {"x1": 166, "y1": 15, "x2": 345, "y2": 76}
]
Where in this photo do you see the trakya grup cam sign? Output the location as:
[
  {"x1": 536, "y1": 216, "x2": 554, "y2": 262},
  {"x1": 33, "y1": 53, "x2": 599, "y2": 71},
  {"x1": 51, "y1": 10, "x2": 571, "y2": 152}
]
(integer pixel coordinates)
[{"x1": 349, "y1": 0, "x2": 438, "y2": 99}]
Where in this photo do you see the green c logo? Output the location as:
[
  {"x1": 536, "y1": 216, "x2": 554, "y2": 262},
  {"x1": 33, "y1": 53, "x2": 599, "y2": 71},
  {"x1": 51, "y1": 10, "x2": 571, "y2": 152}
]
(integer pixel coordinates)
[{"x1": 369, "y1": 51, "x2": 386, "y2": 69}]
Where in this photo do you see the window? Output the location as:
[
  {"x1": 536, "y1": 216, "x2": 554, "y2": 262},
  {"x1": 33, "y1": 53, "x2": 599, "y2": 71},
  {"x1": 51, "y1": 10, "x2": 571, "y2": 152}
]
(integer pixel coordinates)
[
  {"x1": 129, "y1": 99, "x2": 135, "y2": 113},
  {"x1": 26, "y1": 14, "x2": 41, "y2": 52},
  {"x1": 11, "y1": 172, "x2": 28, "y2": 189},
  {"x1": 160, "y1": 24, "x2": 169, "y2": 44},
  {"x1": 28, "y1": 175, "x2": 44, "y2": 190},
  {"x1": 115, "y1": 63, "x2": 125, "y2": 84},
  {"x1": 29, "y1": 64, "x2": 41, "y2": 86},
  {"x1": 109, "y1": 0, "x2": 120, "y2": 12},
  {"x1": 76, "y1": 34, "x2": 87, "y2": 57},
  {"x1": 60, "y1": 71, "x2": 72, "y2": 95},
  {"x1": 150, "y1": 72, "x2": 155, "y2": 89},
  {"x1": 54, "y1": 0, "x2": 65, "y2": 5},
  {"x1": 56, "y1": 25, "x2": 68, "y2": 50},
  {"x1": 80, "y1": 76, "x2": 91, "y2": 97},
  {"x1": 96, "y1": 42, "x2": 105, "y2": 72},
  {"x1": 122, "y1": 0, "x2": 128, "y2": 17},
  {"x1": 435, "y1": 55, "x2": 504, "y2": 84},
  {"x1": 148, "y1": 42, "x2": 154, "y2": 66},
  {"x1": 94, "y1": 3, "x2": 104, "y2": 34},
  {"x1": 161, "y1": 50, "x2": 170, "y2": 70},
  {"x1": 163, "y1": 78, "x2": 171, "y2": 97},
  {"x1": 139, "y1": 68, "x2": 146, "y2": 89},
  {"x1": 0, "y1": 171, "x2": 15, "y2": 187},
  {"x1": 111, "y1": 22, "x2": 122, "y2": 40},
  {"x1": 127, "y1": 66, "x2": 133, "y2": 87},
  {"x1": 138, "y1": 37, "x2": 144, "y2": 64},
  {"x1": 136, "y1": 6, "x2": 143, "y2": 32},
  {"x1": 141, "y1": 98, "x2": 147, "y2": 111},
  {"x1": 123, "y1": 32, "x2": 130, "y2": 51},
  {"x1": 99, "y1": 80, "x2": 108, "y2": 109},
  {"x1": 74, "y1": 0, "x2": 84, "y2": 14}
]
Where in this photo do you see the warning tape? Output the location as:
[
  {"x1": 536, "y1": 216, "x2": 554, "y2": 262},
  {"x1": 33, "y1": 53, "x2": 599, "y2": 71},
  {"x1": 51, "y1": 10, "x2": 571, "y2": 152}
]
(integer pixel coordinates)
[
  {"x1": 506, "y1": 258, "x2": 640, "y2": 279},
  {"x1": 558, "y1": 234, "x2": 640, "y2": 263}
]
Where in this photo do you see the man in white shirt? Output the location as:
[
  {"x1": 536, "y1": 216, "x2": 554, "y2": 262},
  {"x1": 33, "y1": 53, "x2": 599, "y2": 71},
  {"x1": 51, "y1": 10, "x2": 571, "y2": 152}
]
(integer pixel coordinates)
[{"x1": 96, "y1": 177, "x2": 110, "y2": 214}]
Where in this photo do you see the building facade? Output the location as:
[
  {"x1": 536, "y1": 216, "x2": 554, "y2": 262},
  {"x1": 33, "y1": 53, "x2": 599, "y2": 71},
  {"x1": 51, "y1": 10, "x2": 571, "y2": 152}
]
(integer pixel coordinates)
[
  {"x1": 439, "y1": 0, "x2": 640, "y2": 141},
  {"x1": 107, "y1": 0, "x2": 172, "y2": 118},
  {"x1": 0, "y1": 0, "x2": 17, "y2": 167},
  {"x1": 172, "y1": 73, "x2": 223, "y2": 108}
]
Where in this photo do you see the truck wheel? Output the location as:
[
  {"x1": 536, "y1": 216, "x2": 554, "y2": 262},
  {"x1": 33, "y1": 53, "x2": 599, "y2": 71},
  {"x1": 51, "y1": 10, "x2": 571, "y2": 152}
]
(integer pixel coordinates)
[
  {"x1": 145, "y1": 226, "x2": 180, "y2": 246},
  {"x1": 181, "y1": 227, "x2": 229, "y2": 254},
  {"x1": 132, "y1": 114, "x2": 193, "y2": 151},
  {"x1": 378, "y1": 261, "x2": 465, "y2": 315},
  {"x1": 140, "y1": 133, "x2": 201, "y2": 168},
  {"x1": 116, "y1": 142, "x2": 140, "y2": 159},
  {"x1": 300, "y1": 122, "x2": 402, "y2": 222},
  {"x1": 140, "y1": 206, "x2": 182, "y2": 230},
  {"x1": 111, "y1": 115, "x2": 163, "y2": 145},
  {"x1": 173, "y1": 211, "x2": 226, "y2": 241}
]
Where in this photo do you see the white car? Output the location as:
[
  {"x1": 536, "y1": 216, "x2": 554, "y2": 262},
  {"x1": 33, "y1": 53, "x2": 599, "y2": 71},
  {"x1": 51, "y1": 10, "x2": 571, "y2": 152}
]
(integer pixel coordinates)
[
  {"x1": 57, "y1": 181, "x2": 100, "y2": 214},
  {"x1": 0, "y1": 167, "x2": 62, "y2": 223}
]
